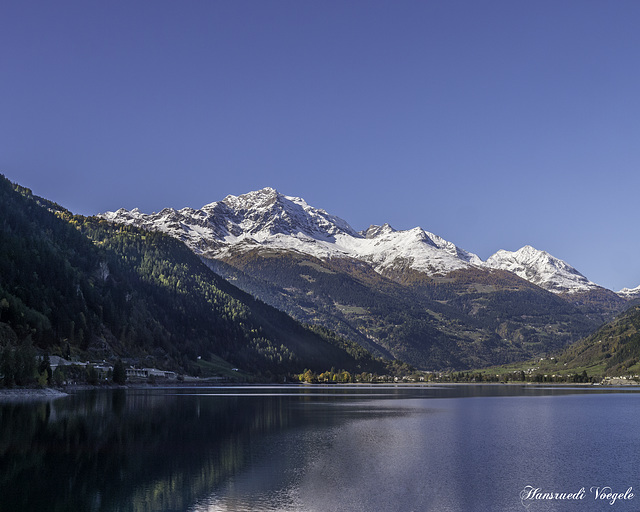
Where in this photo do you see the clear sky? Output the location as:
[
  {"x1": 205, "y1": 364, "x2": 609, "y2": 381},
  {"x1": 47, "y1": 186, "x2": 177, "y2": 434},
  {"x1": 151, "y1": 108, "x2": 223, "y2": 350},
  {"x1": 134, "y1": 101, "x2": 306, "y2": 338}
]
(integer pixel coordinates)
[{"x1": 2, "y1": 0, "x2": 639, "y2": 291}]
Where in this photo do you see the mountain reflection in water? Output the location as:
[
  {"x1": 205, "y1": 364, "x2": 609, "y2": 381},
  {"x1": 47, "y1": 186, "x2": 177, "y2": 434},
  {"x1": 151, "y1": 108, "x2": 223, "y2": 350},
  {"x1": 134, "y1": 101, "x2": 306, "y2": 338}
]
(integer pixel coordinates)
[{"x1": 2, "y1": 385, "x2": 640, "y2": 512}]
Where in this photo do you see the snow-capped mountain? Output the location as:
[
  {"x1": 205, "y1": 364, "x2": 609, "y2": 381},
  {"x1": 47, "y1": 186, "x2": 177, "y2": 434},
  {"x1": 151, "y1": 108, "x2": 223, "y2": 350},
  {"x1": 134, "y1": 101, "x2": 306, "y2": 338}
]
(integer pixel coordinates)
[
  {"x1": 101, "y1": 187, "x2": 482, "y2": 276},
  {"x1": 100, "y1": 187, "x2": 602, "y2": 294},
  {"x1": 102, "y1": 187, "x2": 357, "y2": 250},
  {"x1": 617, "y1": 285, "x2": 640, "y2": 299},
  {"x1": 485, "y1": 245, "x2": 600, "y2": 294},
  {"x1": 354, "y1": 223, "x2": 484, "y2": 274}
]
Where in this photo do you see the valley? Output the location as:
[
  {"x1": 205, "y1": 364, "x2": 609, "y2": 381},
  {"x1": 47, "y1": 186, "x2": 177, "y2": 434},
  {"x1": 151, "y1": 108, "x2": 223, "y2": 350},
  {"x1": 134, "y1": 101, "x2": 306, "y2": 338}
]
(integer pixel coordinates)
[
  {"x1": 2, "y1": 177, "x2": 639, "y2": 382},
  {"x1": 102, "y1": 187, "x2": 634, "y2": 370}
]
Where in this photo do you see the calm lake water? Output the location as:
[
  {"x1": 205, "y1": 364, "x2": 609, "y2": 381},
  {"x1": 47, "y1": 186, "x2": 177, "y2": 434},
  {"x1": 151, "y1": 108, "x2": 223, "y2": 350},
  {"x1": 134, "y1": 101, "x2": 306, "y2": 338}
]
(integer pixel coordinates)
[{"x1": 2, "y1": 385, "x2": 640, "y2": 512}]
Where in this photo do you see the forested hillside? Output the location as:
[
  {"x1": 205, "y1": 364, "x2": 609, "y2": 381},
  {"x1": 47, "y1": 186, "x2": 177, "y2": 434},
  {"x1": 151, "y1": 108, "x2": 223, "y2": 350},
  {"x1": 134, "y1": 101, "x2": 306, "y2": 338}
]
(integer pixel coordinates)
[
  {"x1": 0, "y1": 175, "x2": 384, "y2": 382},
  {"x1": 550, "y1": 304, "x2": 640, "y2": 376}
]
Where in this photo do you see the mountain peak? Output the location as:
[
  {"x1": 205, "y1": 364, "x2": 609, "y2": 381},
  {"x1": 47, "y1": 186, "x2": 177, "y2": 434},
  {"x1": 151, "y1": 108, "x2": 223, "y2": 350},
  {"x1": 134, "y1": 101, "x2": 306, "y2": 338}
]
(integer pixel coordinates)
[
  {"x1": 102, "y1": 187, "x2": 361, "y2": 256},
  {"x1": 362, "y1": 223, "x2": 396, "y2": 239},
  {"x1": 486, "y1": 245, "x2": 598, "y2": 294},
  {"x1": 617, "y1": 285, "x2": 640, "y2": 299},
  {"x1": 99, "y1": 189, "x2": 605, "y2": 293},
  {"x1": 519, "y1": 244, "x2": 545, "y2": 255},
  {"x1": 219, "y1": 187, "x2": 284, "y2": 210}
]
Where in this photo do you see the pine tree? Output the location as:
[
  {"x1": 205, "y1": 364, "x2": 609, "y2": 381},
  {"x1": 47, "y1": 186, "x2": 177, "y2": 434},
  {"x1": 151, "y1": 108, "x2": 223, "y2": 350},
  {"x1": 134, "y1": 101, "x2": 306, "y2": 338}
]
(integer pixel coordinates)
[{"x1": 112, "y1": 360, "x2": 127, "y2": 385}]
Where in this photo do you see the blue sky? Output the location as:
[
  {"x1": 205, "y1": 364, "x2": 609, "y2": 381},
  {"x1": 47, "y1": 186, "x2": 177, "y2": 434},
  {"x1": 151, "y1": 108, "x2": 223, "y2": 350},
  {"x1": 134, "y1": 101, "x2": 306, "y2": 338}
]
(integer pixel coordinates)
[{"x1": 2, "y1": 0, "x2": 639, "y2": 291}]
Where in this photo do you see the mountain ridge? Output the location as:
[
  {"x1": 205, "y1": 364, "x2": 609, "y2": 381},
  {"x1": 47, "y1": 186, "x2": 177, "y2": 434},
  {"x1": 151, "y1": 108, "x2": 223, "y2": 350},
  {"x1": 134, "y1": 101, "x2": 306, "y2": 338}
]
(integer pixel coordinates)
[
  {"x1": 101, "y1": 187, "x2": 625, "y2": 296},
  {"x1": 99, "y1": 187, "x2": 631, "y2": 370}
]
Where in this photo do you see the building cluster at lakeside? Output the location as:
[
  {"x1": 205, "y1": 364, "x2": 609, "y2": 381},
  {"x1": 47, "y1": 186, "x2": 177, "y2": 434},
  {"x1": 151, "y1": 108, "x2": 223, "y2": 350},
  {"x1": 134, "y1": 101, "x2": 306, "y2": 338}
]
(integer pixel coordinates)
[
  {"x1": 39, "y1": 356, "x2": 227, "y2": 385},
  {"x1": 49, "y1": 356, "x2": 175, "y2": 382}
]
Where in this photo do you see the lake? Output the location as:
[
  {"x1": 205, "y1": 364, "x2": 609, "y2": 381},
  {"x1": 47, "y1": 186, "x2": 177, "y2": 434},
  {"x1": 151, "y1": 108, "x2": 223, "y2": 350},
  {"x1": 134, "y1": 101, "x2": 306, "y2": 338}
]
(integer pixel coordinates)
[{"x1": 1, "y1": 384, "x2": 640, "y2": 511}]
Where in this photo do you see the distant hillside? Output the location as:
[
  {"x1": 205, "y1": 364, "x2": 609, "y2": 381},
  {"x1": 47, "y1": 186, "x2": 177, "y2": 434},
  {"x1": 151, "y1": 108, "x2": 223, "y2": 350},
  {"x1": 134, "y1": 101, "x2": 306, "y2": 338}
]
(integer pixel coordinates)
[
  {"x1": 0, "y1": 175, "x2": 384, "y2": 379},
  {"x1": 553, "y1": 304, "x2": 640, "y2": 376},
  {"x1": 479, "y1": 304, "x2": 640, "y2": 380},
  {"x1": 205, "y1": 249, "x2": 614, "y2": 371}
]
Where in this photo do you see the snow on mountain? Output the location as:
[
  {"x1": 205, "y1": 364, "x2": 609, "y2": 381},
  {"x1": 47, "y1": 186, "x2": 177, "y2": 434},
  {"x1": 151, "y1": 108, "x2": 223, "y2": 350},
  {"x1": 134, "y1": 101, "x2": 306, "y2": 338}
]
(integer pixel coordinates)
[
  {"x1": 485, "y1": 245, "x2": 599, "y2": 294},
  {"x1": 101, "y1": 187, "x2": 481, "y2": 276},
  {"x1": 617, "y1": 285, "x2": 640, "y2": 299},
  {"x1": 100, "y1": 187, "x2": 603, "y2": 294},
  {"x1": 350, "y1": 223, "x2": 483, "y2": 274}
]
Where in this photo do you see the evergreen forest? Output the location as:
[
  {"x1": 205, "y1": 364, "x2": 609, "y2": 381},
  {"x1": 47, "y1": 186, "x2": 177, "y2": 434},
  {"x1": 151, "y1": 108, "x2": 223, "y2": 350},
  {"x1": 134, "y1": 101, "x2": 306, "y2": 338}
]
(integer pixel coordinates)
[{"x1": 0, "y1": 175, "x2": 385, "y2": 385}]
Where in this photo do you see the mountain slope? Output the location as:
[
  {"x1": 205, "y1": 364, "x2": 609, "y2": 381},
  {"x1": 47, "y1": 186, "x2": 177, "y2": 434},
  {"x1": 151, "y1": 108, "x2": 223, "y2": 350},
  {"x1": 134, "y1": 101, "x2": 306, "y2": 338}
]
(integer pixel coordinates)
[
  {"x1": 521, "y1": 304, "x2": 640, "y2": 377},
  {"x1": 0, "y1": 176, "x2": 383, "y2": 377},
  {"x1": 206, "y1": 249, "x2": 518, "y2": 370}
]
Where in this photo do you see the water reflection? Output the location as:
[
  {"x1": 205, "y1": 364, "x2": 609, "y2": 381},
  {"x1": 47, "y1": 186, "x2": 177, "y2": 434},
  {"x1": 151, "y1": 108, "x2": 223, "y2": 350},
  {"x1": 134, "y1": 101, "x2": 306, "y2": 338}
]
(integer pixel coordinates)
[
  {"x1": 1, "y1": 389, "x2": 297, "y2": 511},
  {"x1": 2, "y1": 385, "x2": 640, "y2": 511}
]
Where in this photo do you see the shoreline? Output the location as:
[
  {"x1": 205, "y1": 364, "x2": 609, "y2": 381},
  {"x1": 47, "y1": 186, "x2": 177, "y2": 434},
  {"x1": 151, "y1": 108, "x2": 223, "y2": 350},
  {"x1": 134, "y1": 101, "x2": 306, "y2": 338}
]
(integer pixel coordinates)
[
  {"x1": 1, "y1": 379, "x2": 637, "y2": 402},
  {"x1": 0, "y1": 387, "x2": 69, "y2": 402}
]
